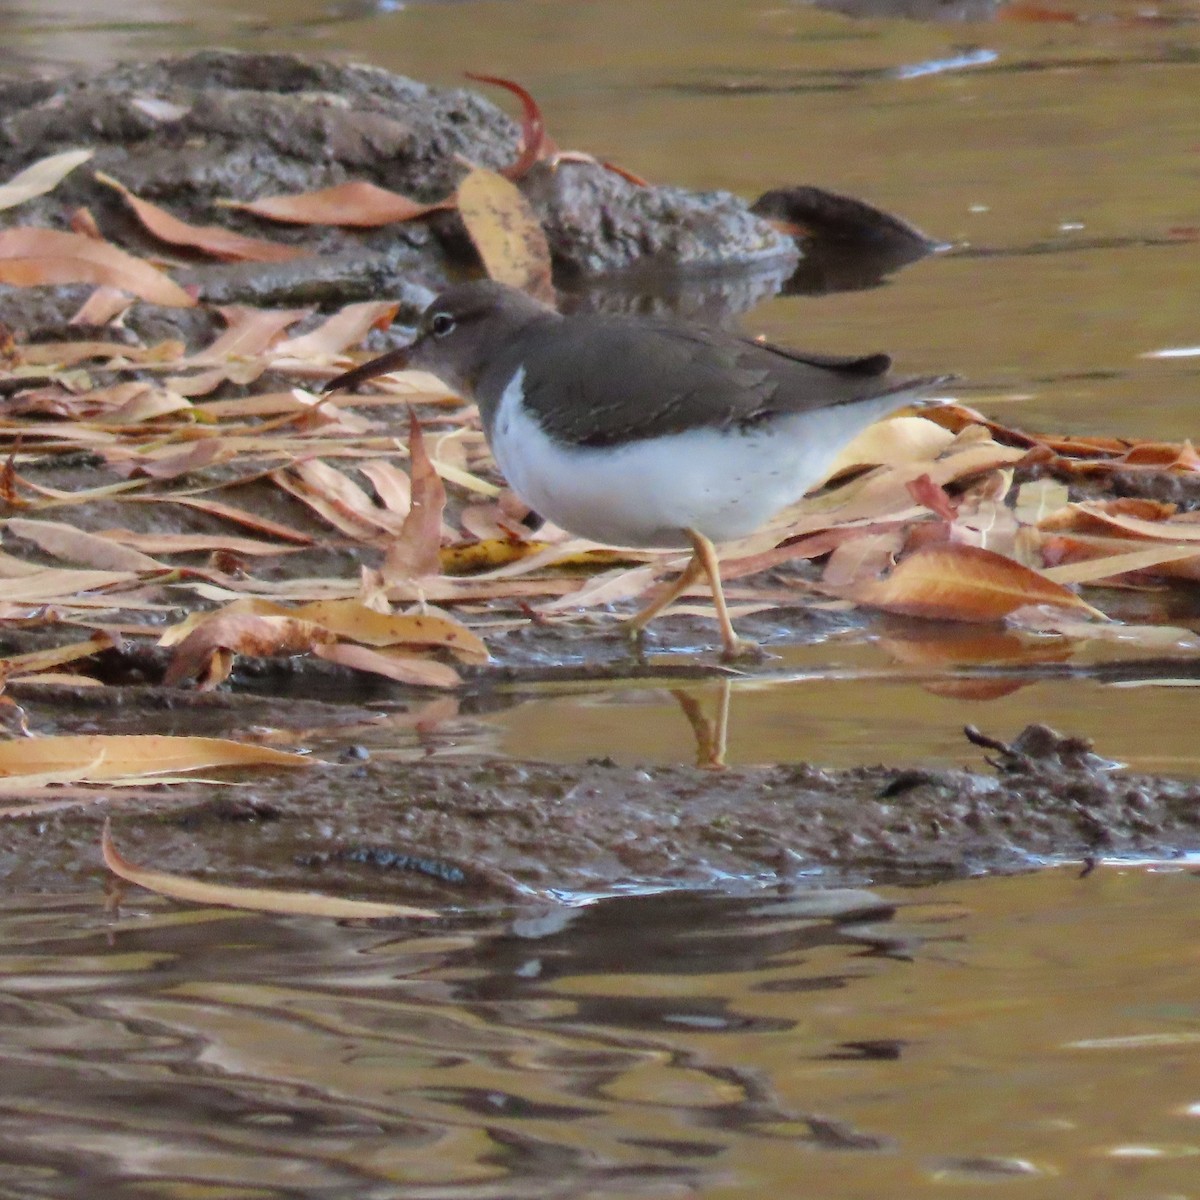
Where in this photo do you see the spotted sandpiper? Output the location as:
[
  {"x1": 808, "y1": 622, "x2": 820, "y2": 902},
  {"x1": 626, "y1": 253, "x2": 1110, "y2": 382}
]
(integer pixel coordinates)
[{"x1": 326, "y1": 280, "x2": 947, "y2": 658}]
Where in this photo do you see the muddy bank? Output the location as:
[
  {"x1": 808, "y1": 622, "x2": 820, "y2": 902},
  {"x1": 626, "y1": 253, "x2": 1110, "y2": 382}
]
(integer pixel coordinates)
[
  {"x1": 6, "y1": 713, "x2": 1199, "y2": 906},
  {"x1": 0, "y1": 51, "x2": 802, "y2": 346}
]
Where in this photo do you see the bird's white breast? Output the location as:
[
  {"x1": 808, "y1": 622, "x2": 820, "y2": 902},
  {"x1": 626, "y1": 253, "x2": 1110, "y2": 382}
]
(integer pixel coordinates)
[{"x1": 488, "y1": 366, "x2": 912, "y2": 549}]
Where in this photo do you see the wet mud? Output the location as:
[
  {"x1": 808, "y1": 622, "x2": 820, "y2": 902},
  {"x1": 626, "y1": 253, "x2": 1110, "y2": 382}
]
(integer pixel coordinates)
[{"x1": 8, "y1": 671, "x2": 1200, "y2": 907}]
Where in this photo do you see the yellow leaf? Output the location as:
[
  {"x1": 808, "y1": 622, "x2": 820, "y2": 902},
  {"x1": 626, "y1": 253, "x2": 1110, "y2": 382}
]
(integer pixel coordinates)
[{"x1": 102, "y1": 822, "x2": 436, "y2": 920}]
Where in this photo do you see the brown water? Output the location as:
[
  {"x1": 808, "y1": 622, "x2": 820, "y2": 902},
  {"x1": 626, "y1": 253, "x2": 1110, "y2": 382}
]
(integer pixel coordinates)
[
  {"x1": 4, "y1": 1, "x2": 1200, "y2": 1195},
  {"x1": 5, "y1": 869, "x2": 1200, "y2": 1198}
]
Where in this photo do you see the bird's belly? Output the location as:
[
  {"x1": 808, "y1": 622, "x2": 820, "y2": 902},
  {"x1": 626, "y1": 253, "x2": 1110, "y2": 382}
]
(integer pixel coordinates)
[{"x1": 489, "y1": 371, "x2": 880, "y2": 549}]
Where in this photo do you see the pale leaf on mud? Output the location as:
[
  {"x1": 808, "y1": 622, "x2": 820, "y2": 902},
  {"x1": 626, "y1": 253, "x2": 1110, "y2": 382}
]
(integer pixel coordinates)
[
  {"x1": 96, "y1": 529, "x2": 304, "y2": 558},
  {"x1": 358, "y1": 459, "x2": 411, "y2": 518},
  {"x1": 1, "y1": 631, "x2": 116, "y2": 680},
  {"x1": 1042, "y1": 501, "x2": 1200, "y2": 543},
  {"x1": 69, "y1": 286, "x2": 133, "y2": 326},
  {"x1": 821, "y1": 531, "x2": 904, "y2": 588},
  {"x1": 102, "y1": 821, "x2": 435, "y2": 919},
  {"x1": 96, "y1": 172, "x2": 309, "y2": 263},
  {"x1": 272, "y1": 301, "x2": 401, "y2": 360},
  {"x1": 312, "y1": 641, "x2": 461, "y2": 688},
  {"x1": 1040, "y1": 542, "x2": 1200, "y2": 585},
  {"x1": 382, "y1": 411, "x2": 446, "y2": 581},
  {"x1": 122, "y1": 495, "x2": 315, "y2": 545},
  {"x1": 841, "y1": 543, "x2": 1106, "y2": 623},
  {"x1": 0, "y1": 733, "x2": 305, "y2": 785},
  {"x1": 199, "y1": 304, "x2": 315, "y2": 360},
  {"x1": 827, "y1": 415, "x2": 955, "y2": 476},
  {"x1": 5, "y1": 517, "x2": 164, "y2": 572},
  {"x1": 456, "y1": 168, "x2": 555, "y2": 305},
  {"x1": 222, "y1": 180, "x2": 451, "y2": 227},
  {"x1": 1009, "y1": 609, "x2": 1200, "y2": 649},
  {"x1": 0, "y1": 149, "x2": 93, "y2": 212},
  {"x1": 0, "y1": 227, "x2": 196, "y2": 306},
  {"x1": 0, "y1": 565, "x2": 137, "y2": 603}
]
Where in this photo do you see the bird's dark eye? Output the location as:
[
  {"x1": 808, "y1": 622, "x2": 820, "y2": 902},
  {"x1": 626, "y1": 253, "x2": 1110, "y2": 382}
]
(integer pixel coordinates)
[{"x1": 429, "y1": 312, "x2": 455, "y2": 337}]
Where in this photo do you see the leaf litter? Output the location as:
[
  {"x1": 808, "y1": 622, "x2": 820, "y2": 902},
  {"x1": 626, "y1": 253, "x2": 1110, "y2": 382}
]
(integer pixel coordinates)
[{"x1": 2, "y1": 107, "x2": 1200, "y2": 914}]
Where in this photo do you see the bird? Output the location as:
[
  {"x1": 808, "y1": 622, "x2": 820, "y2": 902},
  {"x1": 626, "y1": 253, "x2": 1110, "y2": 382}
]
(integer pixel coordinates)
[{"x1": 325, "y1": 279, "x2": 948, "y2": 659}]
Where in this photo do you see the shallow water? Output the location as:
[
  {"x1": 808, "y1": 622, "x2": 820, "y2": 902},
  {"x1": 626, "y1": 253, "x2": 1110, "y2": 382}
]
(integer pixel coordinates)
[
  {"x1": 5, "y1": 868, "x2": 1200, "y2": 1198},
  {"x1": 4, "y1": 1, "x2": 1200, "y2": 1195}
]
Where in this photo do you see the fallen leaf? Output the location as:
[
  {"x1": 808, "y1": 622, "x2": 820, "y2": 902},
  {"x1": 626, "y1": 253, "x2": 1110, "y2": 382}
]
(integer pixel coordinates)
[
  {"x1": 0, "y1": 632, "x2": 116, "y2": 680},
  {"x1": 456, "y1": 167, "x2": 555, "y2": 305},
  {"x1": 222, "y1": 180, "x2": 452, "y2": 227},
  {"x1": 69, "y1": 286, "x2": 134, "y2": 325},
  {"x1": 271, "y1": 301, "x2": 401, "y2": 360},
  {"x1": 103, "y1": 820, "x2": 434, "y2": 919},
  {"x1": 5, "y1": 517, "x2": 165, "y2": 572},
  {"x1": 382, "y1": 411, "x2": 447, "y2": 580},
  {"x1": 0, "y1": 149, "x2": 93, "y2": 212},
  {"x1": 0, "y1": 733, "x2": 305, "y2": 783},
  {"x1": 0, "y1": 227, "x2": 196, "y2": 307},
  {"x1": 163, "y1": 613, "x2": 339, "y2": 688},
  {"x1": 843, "y1": 543, "x2": 1105, "y2": 623},
  {"x1": 464, "y1": 73, "x2": 551, "y2": 179},
  {"x1": 312, "y1": 641, "x2": 461, "y2": 688},
  {"x1": 96, "y1": 171, "x2": 309, "y2": 263}
]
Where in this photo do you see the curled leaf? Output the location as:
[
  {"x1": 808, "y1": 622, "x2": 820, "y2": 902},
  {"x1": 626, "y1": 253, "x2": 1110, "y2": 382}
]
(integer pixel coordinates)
[{"x1": 103, "y1": 821, "x2": 436, "y2": 920}]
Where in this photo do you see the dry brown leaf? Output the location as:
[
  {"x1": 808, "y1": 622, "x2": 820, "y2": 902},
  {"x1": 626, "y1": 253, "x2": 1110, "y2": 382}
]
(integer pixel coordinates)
[
  {"x1": 1043, "y1": 501, "x2": 1200, "y2": 543},
  {"x1": 102, "y1": 820, "x2": 435, "y2": 919},
  {"x1": 842, "y1": 543, "x2": 1105, "y2": 623},
  {"x1": 96, "y1": 171, "x2": 309, "y2": 263},
  {"x1": 0, "y1": 149, "x2": 93, "y2": 212},
  {"x1": 222, "y1": 180, "x2": 451, "y2": 227},
  {"x1": 0, "y1": 566, "x2": 137, "y2": 603},
  {"x1": 0, "y1": 227, "x2": 196, "y2": 307},
  {"x1": 382, "y1": 411, "x2": 447, "y2": 581},
  {"x1": 163, "y1": 613, "x2": 339, "y2": 688},
  {"x1": 162, "y1": 597, "x2": 486, "y2": 663},
  {"x1": 456, "y1": 168, "x2": 555, "y2": 305}
]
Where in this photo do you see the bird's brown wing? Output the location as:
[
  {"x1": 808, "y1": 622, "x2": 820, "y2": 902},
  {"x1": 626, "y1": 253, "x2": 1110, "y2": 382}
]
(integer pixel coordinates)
[{"x1": 502, "y1": 315, "x2": 899, "y2": 448}]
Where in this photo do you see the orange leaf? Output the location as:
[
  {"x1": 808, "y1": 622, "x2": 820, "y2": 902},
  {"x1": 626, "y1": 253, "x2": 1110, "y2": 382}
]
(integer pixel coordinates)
[
  {"x1": 96, "y1": 172, "x2": 309, "y2": 263},
  {"x1": 465, "y1": 73, "x2": 552, "y2": 180},
  {"x1": 222, "y1": 180, "x2": 452, "y2": 228},
  {"x1": 0, "y1": 227, "x2": 196, "y2": 307},
  {"x1": 844, "y1": 543, "x2": 1104, "y2": 623},
  {"x1": 383, "y1": 411, "x2": 447, "y2": 581}
]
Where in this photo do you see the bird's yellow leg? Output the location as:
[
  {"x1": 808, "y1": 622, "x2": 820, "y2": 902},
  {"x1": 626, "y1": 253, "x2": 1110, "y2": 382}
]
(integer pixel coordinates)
[
  {"x1": 624, "y1": 548, "x2": 705, "y2": 642},
  {"x1": 687, "y1": 529, "x2": 758, "y2": 662}
]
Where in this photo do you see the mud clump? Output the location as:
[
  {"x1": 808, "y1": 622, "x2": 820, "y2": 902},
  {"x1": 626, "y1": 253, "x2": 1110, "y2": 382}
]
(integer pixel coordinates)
[
  {"x1": 7, "y1": 714, "x2": 1199, "y2": 906},
  {"x1": 0, "y1": 51, "x2": 797, "y2": 346}
]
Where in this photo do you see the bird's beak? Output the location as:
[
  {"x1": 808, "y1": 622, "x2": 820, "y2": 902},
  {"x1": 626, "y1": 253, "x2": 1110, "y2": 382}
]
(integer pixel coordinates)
[{"x1": 323, "y1": 343, "x2": 414, "y2": 394}]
